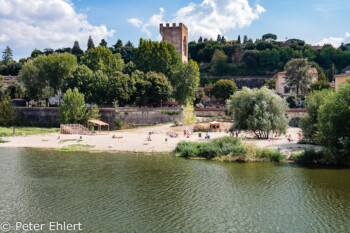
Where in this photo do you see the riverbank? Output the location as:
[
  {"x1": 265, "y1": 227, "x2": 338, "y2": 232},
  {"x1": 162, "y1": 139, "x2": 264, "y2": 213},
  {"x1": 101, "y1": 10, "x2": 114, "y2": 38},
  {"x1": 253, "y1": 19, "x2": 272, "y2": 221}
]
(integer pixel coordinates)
[{"x1": 0, "y1": 124, "x2": 320, "y2": 154}]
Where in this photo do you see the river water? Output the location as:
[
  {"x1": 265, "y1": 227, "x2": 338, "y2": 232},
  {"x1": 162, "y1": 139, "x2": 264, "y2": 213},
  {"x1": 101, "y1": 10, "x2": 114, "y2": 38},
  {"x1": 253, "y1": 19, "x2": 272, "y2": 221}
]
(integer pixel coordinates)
[{"x1": 0, "y1": 148, "x2": 349, "y2": 232}]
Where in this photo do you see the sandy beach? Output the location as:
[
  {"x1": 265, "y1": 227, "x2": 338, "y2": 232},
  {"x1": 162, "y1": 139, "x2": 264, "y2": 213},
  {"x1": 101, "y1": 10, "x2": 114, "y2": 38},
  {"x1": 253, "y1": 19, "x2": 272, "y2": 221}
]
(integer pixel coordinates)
[{"x1": 0, "y1": 123, "x2": 320, "y2": 154}]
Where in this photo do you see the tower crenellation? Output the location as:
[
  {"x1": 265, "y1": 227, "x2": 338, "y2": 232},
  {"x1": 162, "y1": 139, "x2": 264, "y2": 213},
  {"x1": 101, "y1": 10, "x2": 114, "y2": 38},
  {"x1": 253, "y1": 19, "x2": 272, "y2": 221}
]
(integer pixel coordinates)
[{"x1": 160, "y1": 23, "x2": 188, "y2": 63}]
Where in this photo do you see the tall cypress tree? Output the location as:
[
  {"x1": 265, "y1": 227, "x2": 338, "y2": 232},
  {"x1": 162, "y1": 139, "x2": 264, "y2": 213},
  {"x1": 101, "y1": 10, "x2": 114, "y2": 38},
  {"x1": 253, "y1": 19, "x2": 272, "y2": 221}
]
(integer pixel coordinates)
[{"x1": 87, "y1": 36, "x2": 95, "y2": 51}]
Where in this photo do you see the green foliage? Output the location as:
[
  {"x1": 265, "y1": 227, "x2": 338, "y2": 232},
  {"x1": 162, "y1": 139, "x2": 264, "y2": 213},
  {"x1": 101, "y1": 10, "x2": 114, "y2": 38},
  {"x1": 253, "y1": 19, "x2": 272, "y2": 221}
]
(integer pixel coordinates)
[
  {"x1": 161, "y1": 110, "x2": 180, "y2": 115},
  {"x1": 174, "y1": 136, "x2": 285, "y2": 161},
  {"x1": 285, "y1": 58, "x2": 313, "y2": 96},
  {"x1": 193, "y1": 124, "x2": 209, "y2": 132},
  {"x1": 85, "y1": 105, "x2": 100, "y2": 123},
  {"x1": 264, "y1": 77, "x2": 276, "y2": 90},
  {"x1": 182, "y1": 104, "x2": 196, "y2": 126},
  {"x1": 87, "y1": 36, "x2": 95, "y2": 51},
  {"x1": 285, "y1": 93, "x2": 299, "y2": 108},
  {"x1": 63, "y1": 65, "x2": 93, "y2": 99},
  {"x1": 228, "y1": 87, "x2": 289, "y2": 139},
  {"x1": 145, "y1": 72, "x2": 173, "y2": 103},
  {"x1": 20, "y1": 53, "x2": 76, "y2": 99},
  {"x1": 0, "y1": 95, "x2": 16, "y2": 126},
  {"x1": 4, "y1": 82, "x2": 25, "y2": 99},
  {"x1": 81, "y1": 46, "x2": 124, "y2": 76},
  {"x1": 2, "y1": 46, "x2": 13, "y2": 65},
  {"x1": 59, "y1": 88, "x2": 87, "y2": 124},
  {"x1": 0, "y1": 127, "x2": 59, "y2": 137},
  {"x1": 311, "y1": 72, "x2": 330, "y2": 91},
  {"x1": 317, "y1": 82, "x2": 350, "y2": 158},
  {"x1": 174, "y1": 60, "x2": 200, "y2": 104},
  {"x1": 134, "y1": 39, "x2": 182, "y2": 85},
  {"x1": 242, "y1": 50, "x2": 260, "y2": 68},
  {"x1": 114, "y1": 118, "x2": 124, "y2": 130},
  {"x1": 212, "y1": 79, "x2": 237, "y2": 100},
  {"x1": 107, "y1": 71, "x2": 135, "y2": 105},
  {"x1": 262, "y1": 33, "x2": 277, "y2": 41}
]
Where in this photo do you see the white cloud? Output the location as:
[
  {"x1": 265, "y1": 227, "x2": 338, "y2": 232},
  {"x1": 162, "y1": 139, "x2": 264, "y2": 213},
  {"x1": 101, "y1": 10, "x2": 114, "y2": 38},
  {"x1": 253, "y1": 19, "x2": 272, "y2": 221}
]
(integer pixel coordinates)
[
  {"x1": 128, "y1": 18, "x2": 143, "y2": 28},
  {"x1": 0, "y1": 0, "x2": 115, "y2": 56},
  {"x1": 142, "y1": 8, "x2": 165, "y2": 37},
  {"x1": 128, "y1": 0, "x2": 265, "y2": 40},
  {"x1": 316, "y1": 33, "x2": 350, "y2": 48}
]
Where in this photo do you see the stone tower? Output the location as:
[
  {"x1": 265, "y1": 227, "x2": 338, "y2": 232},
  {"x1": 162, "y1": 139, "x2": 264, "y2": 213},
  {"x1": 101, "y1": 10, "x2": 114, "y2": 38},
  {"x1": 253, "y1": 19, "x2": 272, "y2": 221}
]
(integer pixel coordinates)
[{"x1": 160, "y1": 23, "x2": 188, "y2": 63}]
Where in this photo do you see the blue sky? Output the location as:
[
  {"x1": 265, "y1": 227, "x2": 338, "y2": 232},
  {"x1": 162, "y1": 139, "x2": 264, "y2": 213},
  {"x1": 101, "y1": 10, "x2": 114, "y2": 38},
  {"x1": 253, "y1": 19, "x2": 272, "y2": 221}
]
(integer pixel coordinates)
[{"x1": 0, "y1": 0, "x2": 349, "y2": 60}]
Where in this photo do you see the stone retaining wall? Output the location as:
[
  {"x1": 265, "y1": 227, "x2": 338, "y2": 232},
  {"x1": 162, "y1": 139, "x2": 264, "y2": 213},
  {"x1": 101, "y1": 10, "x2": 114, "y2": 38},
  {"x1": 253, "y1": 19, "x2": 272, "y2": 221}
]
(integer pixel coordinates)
[{"x1": 14, "y1": 107, "x2": 182, "y2": 129}]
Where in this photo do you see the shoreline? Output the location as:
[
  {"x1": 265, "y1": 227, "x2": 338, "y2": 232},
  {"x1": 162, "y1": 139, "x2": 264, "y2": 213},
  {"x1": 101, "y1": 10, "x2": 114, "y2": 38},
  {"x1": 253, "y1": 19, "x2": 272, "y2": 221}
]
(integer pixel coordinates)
[{"x1": 0, "y1": 124, "x2": 320, "y2": 154}]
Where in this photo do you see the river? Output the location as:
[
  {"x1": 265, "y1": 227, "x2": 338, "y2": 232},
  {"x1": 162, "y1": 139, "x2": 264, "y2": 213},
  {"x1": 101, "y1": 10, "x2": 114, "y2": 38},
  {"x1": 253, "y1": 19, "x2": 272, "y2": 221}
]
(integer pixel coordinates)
[{"x1": 0, "y1": 148, "x2": 349, "y2": 232}]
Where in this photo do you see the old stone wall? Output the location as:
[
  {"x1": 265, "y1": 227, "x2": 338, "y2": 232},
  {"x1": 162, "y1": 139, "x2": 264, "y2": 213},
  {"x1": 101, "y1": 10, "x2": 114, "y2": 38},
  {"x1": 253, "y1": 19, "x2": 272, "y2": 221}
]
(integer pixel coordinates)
[
  {"x1": 14, "y1": 107, "x2": 182, "y2": 129},
  {"x1": 160, "y1": 23, "x2": 188, "y2": 63}
]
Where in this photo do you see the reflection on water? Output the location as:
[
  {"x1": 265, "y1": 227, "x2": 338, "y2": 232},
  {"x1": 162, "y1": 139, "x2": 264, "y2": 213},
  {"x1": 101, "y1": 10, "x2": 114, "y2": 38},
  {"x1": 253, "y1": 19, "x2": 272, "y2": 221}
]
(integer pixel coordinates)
[{"x1": 0, "y1": 148, "x2": 349, "y2": 232}]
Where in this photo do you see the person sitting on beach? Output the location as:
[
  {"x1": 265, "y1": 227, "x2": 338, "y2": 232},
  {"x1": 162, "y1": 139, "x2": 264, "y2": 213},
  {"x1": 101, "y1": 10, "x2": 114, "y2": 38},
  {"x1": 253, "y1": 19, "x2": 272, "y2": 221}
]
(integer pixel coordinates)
[{"x1": 147, "y1": 136, "x2": 152, "y2": 141}]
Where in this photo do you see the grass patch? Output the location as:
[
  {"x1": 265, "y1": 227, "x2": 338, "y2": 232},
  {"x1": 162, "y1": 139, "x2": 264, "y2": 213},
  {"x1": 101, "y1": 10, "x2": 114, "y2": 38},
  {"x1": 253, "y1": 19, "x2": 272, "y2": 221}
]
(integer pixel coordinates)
[
  {"x1": 41, "y1": 139, "x2": 49, "y2": 142},
  {"x1": 174, "y1": 136, "x2": 286, "y2": 162},
  {"x1": 58, "y1": 144, "x2": 95, "y2": 152},
  {"x1": 0, "y1": 127, "x2": 60, "y2": 137},
  {"x1": 60, "y1": 139, "x2": 83, "y2": 143},
  {"x1": 0, "y1": 138, "x2": 9, "y2": 143}
]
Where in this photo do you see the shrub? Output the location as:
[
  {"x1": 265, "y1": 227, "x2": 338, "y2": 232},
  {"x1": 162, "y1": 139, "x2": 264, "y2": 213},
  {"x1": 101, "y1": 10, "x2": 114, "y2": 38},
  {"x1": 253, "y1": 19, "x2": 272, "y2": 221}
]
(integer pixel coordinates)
[
  {"x1": 114, "y1": 118, "x2": 124, "y2": 130},
  {"x1": 161, "y1": 110, "x2": 180, "y2": 115},
  {"x1": 193, "y1": 124, "x2": 209, "y2": 132},
  {"x1": 173, "y1": 119, "x2": 181, "y2": 126},
  {"x1": 259, "y1": 149, "x2": 286, "y2": 162}
]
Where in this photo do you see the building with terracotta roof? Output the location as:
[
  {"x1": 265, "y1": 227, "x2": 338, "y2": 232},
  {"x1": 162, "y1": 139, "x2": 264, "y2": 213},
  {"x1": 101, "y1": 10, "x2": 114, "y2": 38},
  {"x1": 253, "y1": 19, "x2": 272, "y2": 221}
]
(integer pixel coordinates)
[
  {"x1": 1, "y1": 76, "x2": 19, "y2": 85},
  {"x1": 334, "y1": 71, "x2": 350, "y2": 90},
  {"x1": 275, "y1": 68, "x2": 318, "y2": 95}
]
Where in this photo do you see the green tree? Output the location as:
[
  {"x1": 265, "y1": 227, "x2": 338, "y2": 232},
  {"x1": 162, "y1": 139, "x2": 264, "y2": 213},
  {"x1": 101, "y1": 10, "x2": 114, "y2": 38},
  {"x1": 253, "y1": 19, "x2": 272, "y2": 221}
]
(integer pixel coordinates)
[
  {"x1": 228, "y1": 87, "x2": 289, "y2": 139},
  {"x1": 87, "y1": 36, "x2": 95, "y2": 51},
  {"x1": 237, "y1": 35, "x2": 241, "y2": 44},
  {"x1": 212, "y1": 79, "x2": 238, "y2": 100},
  {"x1": 85, "y1": 105, "x2": 100, "y2": 124},
  {"x1": 89, "y1": 71, "x2": 109, "y2": 105},
  {"x1": 41, "y1": 53, "x2": 77, "y2": 91},
  {"x1": 134, "y1": 39, "x2": 182, "y2": 85},
  {"x1": 145, "y1": 72, "x2": 173, "y2": 103},
  {"x1": 31, "y1": 49, "x2": 43, "y2": 58},
  {"x1": 243, "y1": 35, "x2": 248, "y2": 44},
  {"x1": 264, "y1": 77, "x2": 276, "y2": 90},
  {"x1": 71, "y1": 41, "x2": 84, "y2": 59},
  {"x1": 20, "y1": 60, "x2": 53, "y2": 101},
  {"x1": 242, "y1": 50, "x2": 260, "y2": 69},
  {"x1": 114, "y1": 39, "x2": 123, "y2": 50},
  {"x1": 63, "y1": 65, "x2": 93, "y2": 99},
  {"x1": 107, "y1": 71, "x2": 135, "y2": 105},
  {"x1": 130, "y1": 70, "x2": 151, "y2": 105},
  {"x1": 311, "y1": 72, "x2": 330, "y2": 91},
  {"x1": 59, "y1": 88, "x2": 87, "y2": 124},
  {"x1": 300, "y1": 89, "x2": 332, "y2": 144},
  {"x1": 260, "y1": 48, "x2": 280, "y2": 70},
  {"x1": 317, "y1": 81, "x2": 350, "y2": 158},
  {"x1": 174, "y1": 60, "x2": 200, "y2": 104},
  {"x1": 81, "y1": 46, "x2": 124, "y2": 75},
  {"x1": 99, "y1": 39, "x2": 107, "y2": 47},
  {"x1": 182, "y1": 104, "x2": 196, "y2": 126},
  {"x1": 285, "y1": 58, "x2": 313, "y2": 96},
  {"x1": 2, "y1": 46, "x2": 13, "y2": 65},
  {"x1": 0, "y1": 95, "x2": 16, "y2": 126},
  {"x1": 262, "y1": 33, "x2": 277, "y2": 41},
  {"x1": 4, "y1": 82, "x2": 25, "y2": 99}
]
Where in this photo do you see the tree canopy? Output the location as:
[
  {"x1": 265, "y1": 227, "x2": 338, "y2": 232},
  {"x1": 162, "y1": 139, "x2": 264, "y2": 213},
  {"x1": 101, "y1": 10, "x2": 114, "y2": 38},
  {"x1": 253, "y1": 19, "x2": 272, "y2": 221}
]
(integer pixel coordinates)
[{"x1": 228, "y1": 87, "x2": 289, "y2": 139}]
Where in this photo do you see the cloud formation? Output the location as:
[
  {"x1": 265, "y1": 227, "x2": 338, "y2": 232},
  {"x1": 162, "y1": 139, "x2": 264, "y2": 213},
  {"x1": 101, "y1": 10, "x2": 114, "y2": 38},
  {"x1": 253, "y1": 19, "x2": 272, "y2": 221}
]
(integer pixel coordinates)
[
  {"x1": 316, "y1": 33, "x2": 350, "y2": 48},
  {"x1": 128, "y1": 0, "x2": 265, "y2": 40},
  {"x1": 0, "y1": 0, "x2": 115, "y2": 57}
]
